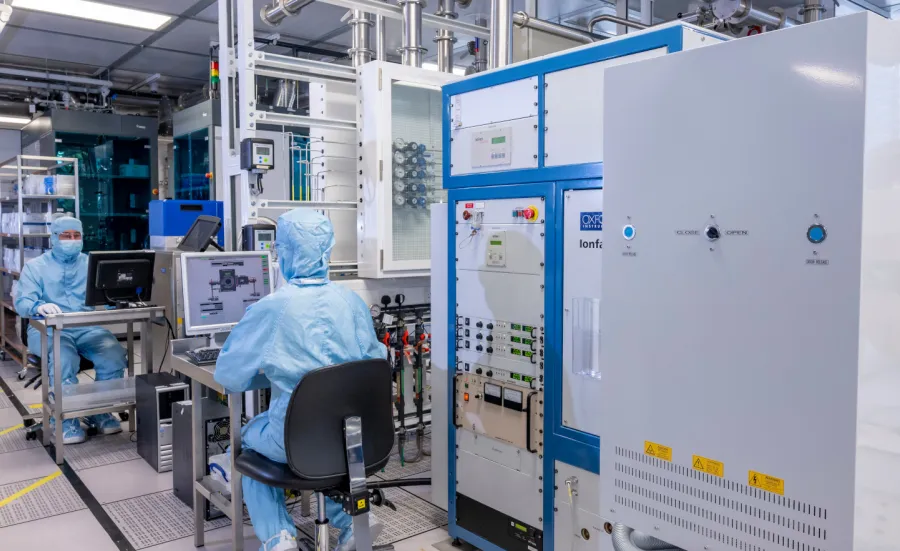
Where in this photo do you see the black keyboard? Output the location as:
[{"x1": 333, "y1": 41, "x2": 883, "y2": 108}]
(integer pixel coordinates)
[{"x1": 186, "y1": 347, "x2": 221, "y2": 365}]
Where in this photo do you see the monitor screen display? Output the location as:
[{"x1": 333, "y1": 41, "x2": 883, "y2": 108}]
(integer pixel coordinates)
[
  {"x1": 181, "y1": 252, "x2": 273, "y2": 334},
  {"x1": 177, "y1": 216, "x2": 221, "y2": 252}
]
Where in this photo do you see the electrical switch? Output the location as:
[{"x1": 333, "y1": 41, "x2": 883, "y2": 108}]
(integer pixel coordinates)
[
  {"x1": 476, "y1": 333, "x2": 483, "y2": 340},
  {"x1": 476, "y1": 345, "x2": 483, "y2": 352},
  {"x1": 486, "y1": 323, "x2": 494, "y2": 330},
  {"x1": 486, "y1": 335, "x2": 493, "y2": 342},
  {"x1": 486, "y1": 370, "x2": 493, "y2": 377},
  {"x1": 487, "y1": 347, "x2": 494, "y2": 354},
  {"x1": 522, "y1": 205, "x2": 539, "y2": 222},
  {"x1": 475, "y1": 367, "x2": 483, "y2": 375},
  {"x1": 463, "y1": 210, "x2": 472, "y2": 220},
  {"x1": 476, "y1": 321, "x2": 483, "y2": 328}
]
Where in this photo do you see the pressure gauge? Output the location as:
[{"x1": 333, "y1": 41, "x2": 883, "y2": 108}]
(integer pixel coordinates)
[
  {"x1": 393, "y1": 151, "x2": 405, "y2": 164},
  {"x1": 370, "y1": 304, "x2": 382, "y2": 318}
]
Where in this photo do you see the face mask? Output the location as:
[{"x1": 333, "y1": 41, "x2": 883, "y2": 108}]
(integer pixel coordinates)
[{"x1": 56, "y1": 239, "x2": 83, "y2": 257}]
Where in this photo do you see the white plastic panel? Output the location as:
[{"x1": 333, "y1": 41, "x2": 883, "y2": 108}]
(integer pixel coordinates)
[
  {"x1": 450, "y1": 117, "x2": 539, "y2": 175},
  {"x1": 562, "y1": 188, "x2": 603, "y2": 437},
  {"x1": 544, "y1": 49, "x2": 665, "y2": 168},
  {"x1": 554, "y1": 462, "x2": 612, "y2": 551},
  {"x1": 681, "y1": 27, "x2": 726, "y2": 50},
  {"x1": 450, "y1": 77, "x2": 538, "y2": 130},
  {"x1": 429, "y1": 204, "x2": 449, "y2": 510}
]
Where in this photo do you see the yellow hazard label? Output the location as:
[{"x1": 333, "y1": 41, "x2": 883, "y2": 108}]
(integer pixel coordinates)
[
  {"x1": 644, "y1": 441, "x2": 672, "y2": 462},
  {"x1": 692, "y1": 455, "x2": 724, "y2": 478},
  {"x1": 357, "y1": 498, "x2": 367, "y2": 509},
  {"x1": 748, "y1": 470, "x2": 784, "y2": 496}
]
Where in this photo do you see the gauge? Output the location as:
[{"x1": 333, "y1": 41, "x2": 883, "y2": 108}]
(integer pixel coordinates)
[{"x1": 370, "y1": 304, "x2": 382, "y2": 318}]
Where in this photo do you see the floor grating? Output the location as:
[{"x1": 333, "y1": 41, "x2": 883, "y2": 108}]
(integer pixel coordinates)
[
  {"x1": 65, "y1": 432, "x2": 140, "y2": 471},
  {"x1": 104, "y1": 490, "x2": 232, "y2": 550},
  {"x1": 290, "y1": 486, "x2": 445, "y2": 547},
  {"x1": 0, "y1": 473, "x2": 86, "y2": 528},
  {"x1": 374, "y1": 436, "x2": 432, "y2": 481},
  {"x1": 0, "y1": 426, "x2": 40, "y2": 454},
  {"x1": 0, "y1": 393, "x2": 11, "y2": 409}
]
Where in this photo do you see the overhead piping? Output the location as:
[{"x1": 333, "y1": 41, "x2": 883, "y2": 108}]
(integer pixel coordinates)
[
  {"x1": 588, "y1": 14, "x2": 647, "y2": 32},
  {"x1": 260, "y1": 0, "x2": 316, "y2": 27},
  {"x1": 434, "y1": 0, "x2": 458, "y2": 73},
  {"x1": 489, "y1": 0, "x2": 512, "y2": 69},
  {"x1": 0, "y1": 67, "x2": 113, "y2": 88},
  {"x1": 512, "y1": 11, "x2": 603, "y2": 44},
  {"x1": 398, "y1": 0, "x2": 426, "y2": 67},
  {"x1": 348, "y1": 9, "x2": 374, "y2": 66}
]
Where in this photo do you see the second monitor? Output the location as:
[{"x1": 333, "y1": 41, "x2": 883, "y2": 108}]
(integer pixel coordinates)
[{"x1": 181, "y1": 251, "x2": 273, "y2": 335}]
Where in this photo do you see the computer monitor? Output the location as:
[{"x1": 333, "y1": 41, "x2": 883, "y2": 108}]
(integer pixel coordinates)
[
  {"x1": 177, "y1": 215, "x2": 223, "y2": 252},
  {"x1": 85, "y1": 251, "x2": 156, "y2": 307},
  {"x1": 180, "y1": 251, "x2": 273, "y2": 335}
]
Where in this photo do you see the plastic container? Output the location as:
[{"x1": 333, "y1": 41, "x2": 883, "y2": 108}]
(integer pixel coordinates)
[{"x1": 57, "y1": 378, "x2": 136, "y2": 413}]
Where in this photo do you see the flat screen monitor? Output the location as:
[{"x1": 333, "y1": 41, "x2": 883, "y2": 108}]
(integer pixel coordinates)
[
  {"x1": 177, "y1": 215, "x2": 222, "y2": 252},
  {"x1": 180, "y1": 251, "x2": 273, "y2": 335},
  {"x1": 85, "y1": 251, "x2": 156, "y2": 306}
]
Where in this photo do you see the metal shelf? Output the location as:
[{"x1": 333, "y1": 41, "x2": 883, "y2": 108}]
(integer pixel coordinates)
[
  {"x1": 0, "y1": 195, "x2": 77, "y2": 202},
  {"x1": 0, "y1": 233, "x2": 50, "y2": 238},
  {"x1": 0, "y1": 268, "x2": 21, "y2": 277}
]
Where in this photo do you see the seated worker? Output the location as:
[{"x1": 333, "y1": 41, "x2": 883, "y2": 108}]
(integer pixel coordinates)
[
  {"x1": 215, "y1": 209, "x2": 387, "y2": 551},
  {"x1": 15, "y1": 216, "x2": 125, "y2": 444}
]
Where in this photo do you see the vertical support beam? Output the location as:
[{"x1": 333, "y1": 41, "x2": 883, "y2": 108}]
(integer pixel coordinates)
[
  {"x1": 375, "y1": 0, "x2": 387, "y2": 61},
  {"x1": 349, "y1": 10, "x2": 374, "y2": 67},
  {"x1": 640, "y1": 0, "x2": 653, "y2": 26},
  {"x1": 489, "y1": 0, "x2": 512, "y2": 69},
  {"x1": 616, "y1": 0, "x2": 629, "y2": 35},
  {"x1": 399, "y1": 0, "x2": 426, "y2": 67}
]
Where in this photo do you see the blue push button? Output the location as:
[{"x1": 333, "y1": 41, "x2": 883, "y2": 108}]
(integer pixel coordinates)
[
  {"x1": 807, "y1": 224, "x2": 826, "y2": 244},
  {"x1": 623, "y1": 225, "x2": 635, "y2": 240}
]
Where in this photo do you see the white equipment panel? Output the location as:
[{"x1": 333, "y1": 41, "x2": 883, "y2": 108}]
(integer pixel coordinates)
[
  {"x1": 450, "y1": 77, "x2": 538, "y2": 130},
  {"x1": 562, "y1": 189, "x2": 603, "y2": 437},
  {"x1": 601, "y1": 13, "x2": 900, "y2": 551},
  {"x1": 454, "y1": 196, "x2": 546, "y2": 531},
  {"x1": 554, "y1": 462, "x2": 613, "y2": 551},
  {"x1": 544, "y1": 49, "x2": 665, "y2": 167}
]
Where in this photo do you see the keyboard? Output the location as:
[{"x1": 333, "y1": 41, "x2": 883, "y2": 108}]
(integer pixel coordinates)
[{"x1": 186, "y1": 347, "x2": 221, "y2": 366}]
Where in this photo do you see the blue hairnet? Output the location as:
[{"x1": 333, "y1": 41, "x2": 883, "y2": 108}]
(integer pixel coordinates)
[
  {"x1": 50, "y1": 216, "x2": 83, "y2": 249},
  {"x1": 275, "y1": 209, "x2": 334, "y2": 282}
]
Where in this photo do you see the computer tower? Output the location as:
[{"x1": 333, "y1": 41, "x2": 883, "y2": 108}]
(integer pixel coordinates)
[
  {"x1": 173, "y1": 398, "x2": 230, "y2": 520},
  {"x1": 136, "y1": 373, "x2": 189, "y2": 473}
]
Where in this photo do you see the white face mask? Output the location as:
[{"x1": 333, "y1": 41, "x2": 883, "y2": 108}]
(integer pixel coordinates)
[{"x1": 56, "y1": 239, "x2": 83, "y2": 258}]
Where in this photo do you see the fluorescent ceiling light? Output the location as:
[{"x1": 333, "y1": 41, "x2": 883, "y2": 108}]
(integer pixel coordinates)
[
  {"x1": 13, "y1": 0, "x2": 172, "y2": 30},
  {"x1": 0, "y1": 115, "x2": 31, "y2": 126}
]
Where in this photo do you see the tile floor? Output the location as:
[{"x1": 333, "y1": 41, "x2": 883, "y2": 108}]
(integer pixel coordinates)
[{"x1": 0, "y1": 357, "x2": 452, "y2": 551}]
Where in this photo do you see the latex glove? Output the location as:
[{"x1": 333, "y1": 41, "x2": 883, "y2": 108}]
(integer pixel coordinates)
[{"x1": 37, "y1": 303, "x2": 62, "y2": 316}]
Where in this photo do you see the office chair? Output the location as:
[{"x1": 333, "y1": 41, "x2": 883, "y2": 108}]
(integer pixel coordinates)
[{"x1": 234, "y1": 359, "x2": 396, "y2": 551}]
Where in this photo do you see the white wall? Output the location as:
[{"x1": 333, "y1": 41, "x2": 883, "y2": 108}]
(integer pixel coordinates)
[{"x1": 0, "y1": 130, "x2": 21, "y2": 162}]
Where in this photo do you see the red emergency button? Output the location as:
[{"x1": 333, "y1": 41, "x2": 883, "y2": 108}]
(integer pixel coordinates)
[
  {"x1": 523, "y1": 205, "x2": 539, "y2": 222},
  {"x1": 463, "y1": 210, "x2": 472, "y2": 220}
]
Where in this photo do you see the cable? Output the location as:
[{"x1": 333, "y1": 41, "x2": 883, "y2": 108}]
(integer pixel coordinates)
[{"x1": 158, "y1": 316, "x2": 176, "y2": 372}]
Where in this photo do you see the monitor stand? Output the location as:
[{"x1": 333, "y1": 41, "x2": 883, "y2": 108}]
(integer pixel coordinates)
[{"x1": 201, "y1": 238, "x2": 224, "y2": 252}]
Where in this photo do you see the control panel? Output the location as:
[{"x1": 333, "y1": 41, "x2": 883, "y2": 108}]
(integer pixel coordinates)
[{"x1": 455, "y1": 372, "x2": 542, "y2": 451}]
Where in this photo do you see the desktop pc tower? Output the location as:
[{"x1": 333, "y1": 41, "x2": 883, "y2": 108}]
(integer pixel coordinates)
[{"x1": 136, "y1": 373, "x2": 190, "y2": 473}]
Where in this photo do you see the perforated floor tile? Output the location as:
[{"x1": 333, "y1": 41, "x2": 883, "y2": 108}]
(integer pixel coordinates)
[
  {"x1": 0, "y1": 393, "x2": 11, "y2": 408},
  {"x1": 66, "y1": 432, "x2": 140, "y2": 471},
  {"x1": 374, "y1": 438, "x2": 432, "y2": 481},
  {"x1": 0, "y1": 472, "x2": 86, "y2": 528},
  {"x1": 0, "y1": 425, "x2": 40, "y2": 454},
  {"x1": 290, "y1": 486, "x2": 446, "y2": 547},
  {"x1": 104, "y1": 490, "x2": 232, "y2": 550}
]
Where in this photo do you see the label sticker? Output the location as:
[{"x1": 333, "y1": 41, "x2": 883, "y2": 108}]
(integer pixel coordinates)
[
  {"x1": 748, "y1": 470, "x2": 784, "y2": 496},
  {"x1": 644, "y1": 441, "x2": 672, "y2": 462},
  {"x1": 357, "y1": 498, "x2": 367, "y2": 509},
  {"x1": 465, "y1": 203, "x2": 474, "y2": 208},
  {"x1": 692, "y1": 455, "x2": 724, "y2": 478}
]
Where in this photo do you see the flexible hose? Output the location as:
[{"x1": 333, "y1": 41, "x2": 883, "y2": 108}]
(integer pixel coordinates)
[{"x1": 611, "y1": 524, "x2": 682, "y2": 551}]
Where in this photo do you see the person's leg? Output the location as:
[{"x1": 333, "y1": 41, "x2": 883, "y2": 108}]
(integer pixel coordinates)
[
  {"x1": 27, "y1": 326, "x2": 84, "y2": 443},
  {"x1": 72, "y1": 327, "x2": 126, "y2": 434},
  {"x1": 238, "y1": 412, "x2": 298, "y2": 551}
]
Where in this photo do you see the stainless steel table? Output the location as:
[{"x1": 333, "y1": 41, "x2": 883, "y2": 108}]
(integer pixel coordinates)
[
  {"x1": 30, "y1": 306, "x2": 166, "y2": 464},
  {"x1": 170, "y1": 337, "x2": 269, "y2": 551}
]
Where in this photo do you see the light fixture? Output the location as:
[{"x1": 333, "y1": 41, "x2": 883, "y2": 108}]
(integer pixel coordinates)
[
  {"x1": 0, "y1": 115, "x2": 31, "y2": 126},
  {"x1": 422, "y1": 62, "x2": 467, "y2": 76},
  {"x1": 12, "y1": 0, "x2": 172, "y2": 31},
  {"x1": 393, "y1": 80, "x2": 442, "y2": 91}
]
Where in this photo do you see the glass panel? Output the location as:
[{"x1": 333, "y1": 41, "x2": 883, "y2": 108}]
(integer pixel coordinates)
[
  {"x1": 290, "y1": 133, "x2": 310, "y2": 200},
  {"x1": 174, "y1": 128, "x2": 211, "y2": 200},
  {"x1": 390, "y1": 80, "x2": 446, "y2": 263},
  {"x1": 572, "y1": 297, "x2": 602, "y2": 379},
  {"x1": 56, "y1": 132, "x2": 152, "y2": 251}
]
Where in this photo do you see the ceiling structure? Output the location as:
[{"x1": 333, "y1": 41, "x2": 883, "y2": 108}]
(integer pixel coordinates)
[{"x1": 0, "y1": 0, "x2": 891, "y2": 127}]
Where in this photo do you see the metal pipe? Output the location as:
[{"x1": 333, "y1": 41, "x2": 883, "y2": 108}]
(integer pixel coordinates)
[
  {"x1": 399, "y1": 0, "x2": 426, "y2": 67},
  {"x1": 489, "y1": 0, "x2": 513, "y2": 69},
  {"x1": 348, "y1": 9, "x2": 374, "y2": 67},
  {"x1": 375, "y1": 0, "x2": 387, "y2": 61},
  {"x1": 588, "y1": 14, "x2": 647, "y2": 32},
  {"x1": 315, "y1": 0, "x2": 489, "y2": 39},
  {"x1": 0, "y1": 67, "x2": 113, "y2": 87},
  {"x1": 261, "y1": 0, "x2": 315, "y2": 26},
  {"x1": 512, "y1": 11, "x2": 600, "y2": 43},
  {"x1": 677, "y1": 11, "x2": 701, "y2": 24},
  {"x1": 434, "y1": 0, "x2": 458, "y2": 73},
  {"x1": 801, "y1": 1, "x2": 824, "y2": 23}
]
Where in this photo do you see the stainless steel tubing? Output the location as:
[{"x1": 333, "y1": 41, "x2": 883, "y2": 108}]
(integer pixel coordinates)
[
  {"x1": 801, "y1": 1, "x2": 824, "y2": 23},
  {"x1": 314, "y1": 492, "x2": 329, "y2": 551},
  {"x1": 376, "y1": 0, "x2": 387, "y2": 61},
  {"x1": 398, "y1": 0, "x2": 426, "y2": 67},
  {"x1": 260, "y1": 0, "x2": 315, "y2": 26},
  {"x1": 435, "y1": 0, "x2": 458, "y2": 73},
  {"x1": 349, "y1": 9, "x2": 374, "y2": 67},
  {"x1": 489, "y1": 0, "x2": 512, "y2": 69},
  {"x1": 588, "y1": 14, "x2": 647, "y2": 32},
  {"x1": 512, "y1": 11, "x2": 599, "y2": 43}
]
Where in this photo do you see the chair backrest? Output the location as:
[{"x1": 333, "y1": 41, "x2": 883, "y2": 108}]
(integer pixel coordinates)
[{"x1": 284, "y1": 359, "x2": 394, "y2": 480}]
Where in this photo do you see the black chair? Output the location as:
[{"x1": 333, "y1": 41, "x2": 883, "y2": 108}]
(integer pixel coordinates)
[{"x1": 234, "y1": 359, "x2": 396, "y2": 551}]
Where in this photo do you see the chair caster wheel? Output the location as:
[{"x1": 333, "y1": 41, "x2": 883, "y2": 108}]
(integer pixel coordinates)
[
  {"x1": 26, "y1": 432, "x2": 36, "y2": 441},
  {"x1": 17, "y1": 372, "x2": 26, "y2": 380},
  {"x1": 119, "y1": 412, "x2": 129, "y2": 422}
]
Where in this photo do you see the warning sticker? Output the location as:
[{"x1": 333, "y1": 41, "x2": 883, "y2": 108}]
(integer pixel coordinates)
[
  {"x1": 692, "y1": 455, "x2": 724, "y2": 478},
  {"x1": 748, "y1": 470, "x2": 784, "y2": 496},
  {"x1": 644, "y1": 441, "x2": 672, "y2": 462},
  {"x1": 357, "y1": 498, "x2": 367, "y2": 509}
]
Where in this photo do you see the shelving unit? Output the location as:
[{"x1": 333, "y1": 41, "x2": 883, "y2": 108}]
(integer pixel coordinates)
[{"x1": 0, "y1": 155, "x2": 80, "y2": 366}]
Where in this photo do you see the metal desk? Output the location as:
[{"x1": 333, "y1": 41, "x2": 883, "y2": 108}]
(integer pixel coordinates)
[
  {"x1": 30, "y1": 306, "x2": 166, "y2": 464},
  {"x1": 170, "y1": 337, "x2": 269, "y2": 551}
]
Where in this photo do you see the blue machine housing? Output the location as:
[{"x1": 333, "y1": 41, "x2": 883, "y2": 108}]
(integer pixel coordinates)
[
  {"x1": 149, "y1": 200, "x2": 225, "y2": 245},
  {"x1": 442, "y1": 24, "x2": 719, "y2": 551}
]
